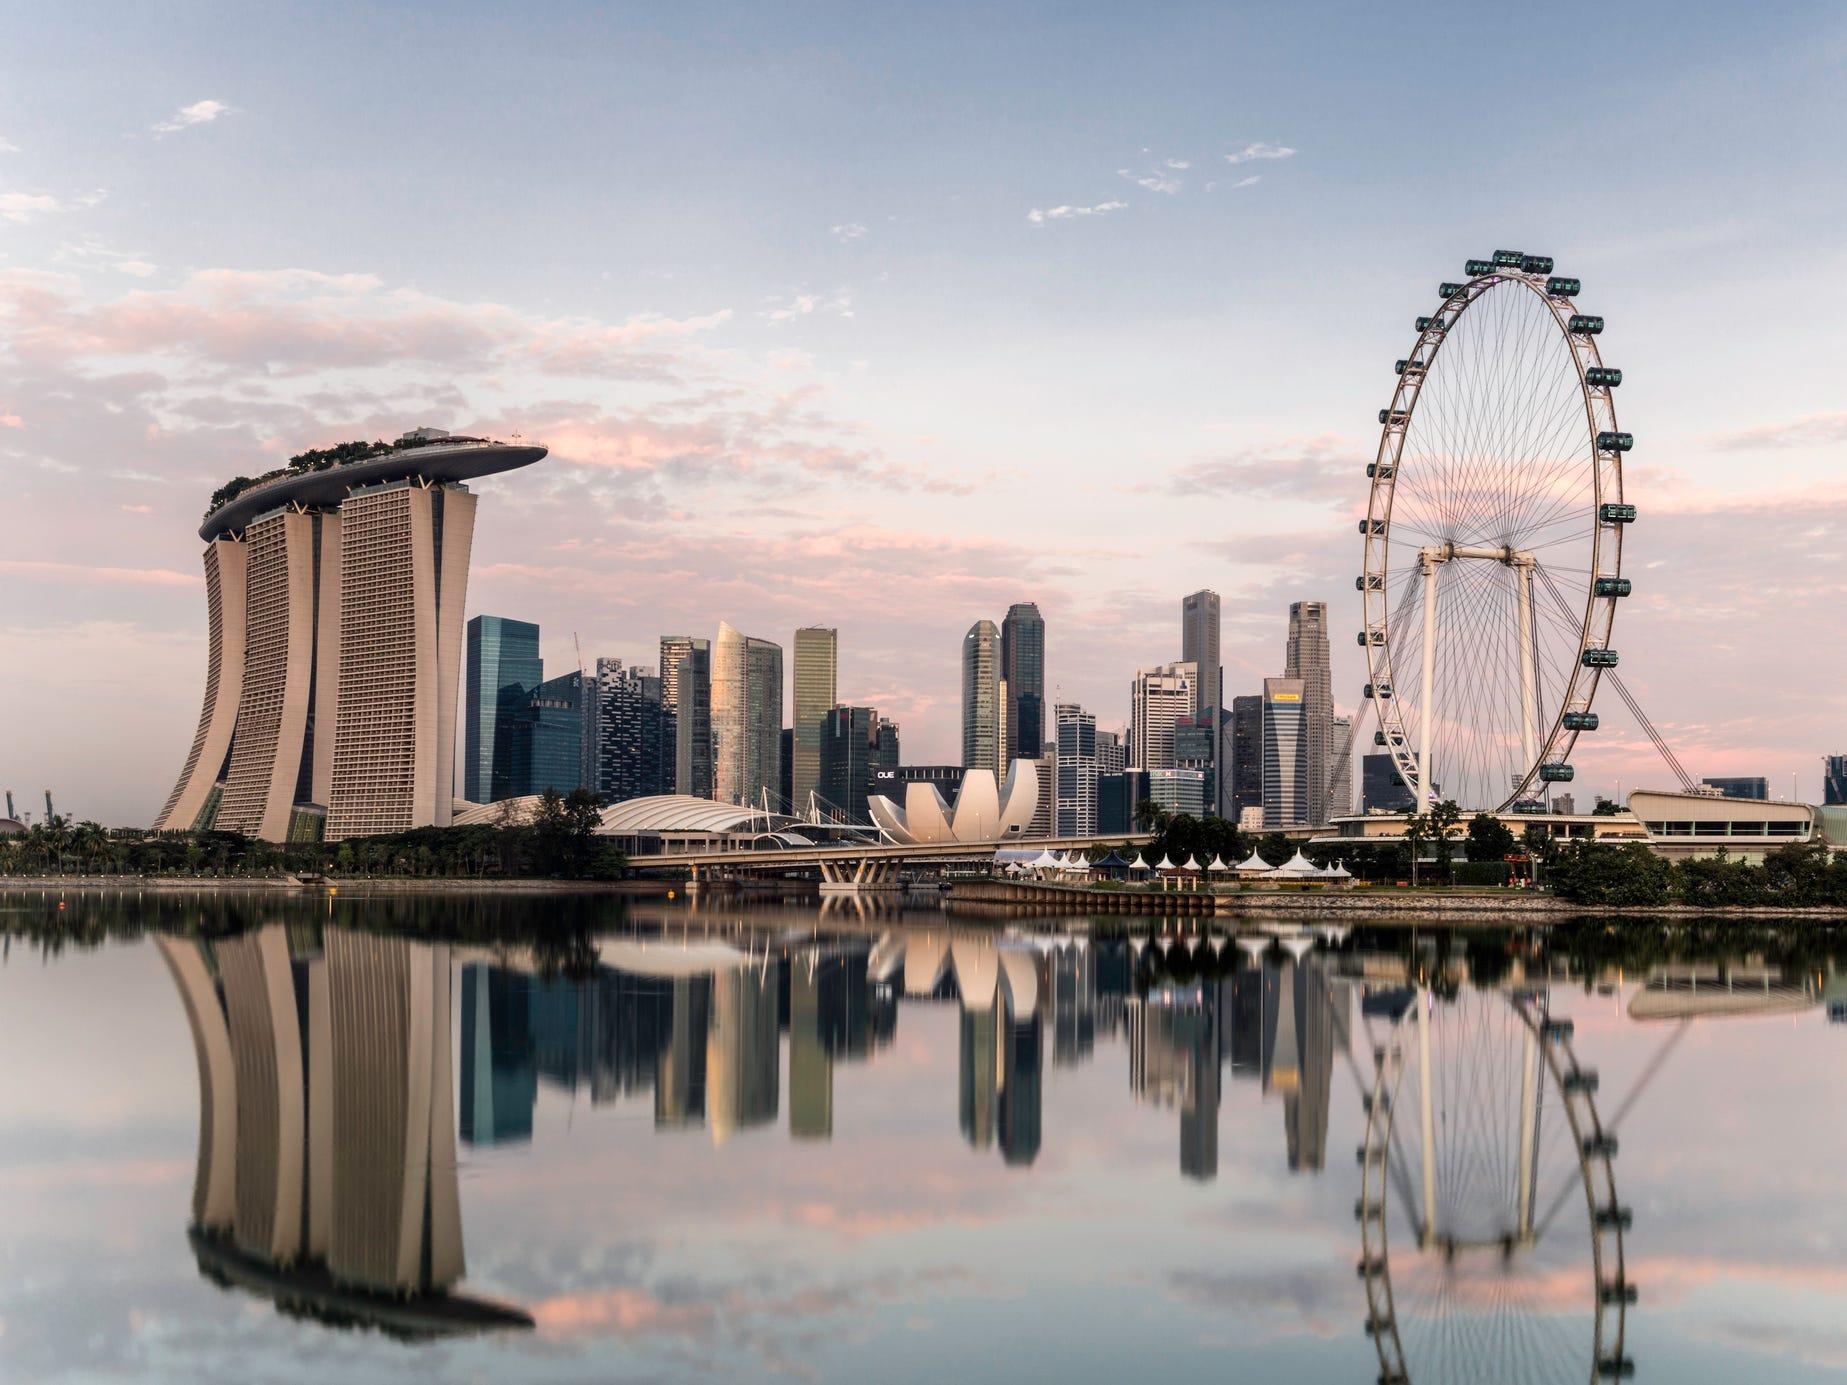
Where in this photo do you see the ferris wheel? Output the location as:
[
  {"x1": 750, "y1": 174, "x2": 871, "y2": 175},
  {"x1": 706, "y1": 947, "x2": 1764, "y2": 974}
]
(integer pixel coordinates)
[
  {"x1": 1359, "y1": 251, "x2": 1633, "y2": 811},
  {"x1": 1357, "y1": 988, "x2": 1634, "y2": 1384}
]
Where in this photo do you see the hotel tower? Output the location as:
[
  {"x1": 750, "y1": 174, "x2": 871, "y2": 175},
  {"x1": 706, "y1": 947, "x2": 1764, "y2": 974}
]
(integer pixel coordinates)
[{"x1": 154, "y1": 430, "x2": 546, "y2": 842}]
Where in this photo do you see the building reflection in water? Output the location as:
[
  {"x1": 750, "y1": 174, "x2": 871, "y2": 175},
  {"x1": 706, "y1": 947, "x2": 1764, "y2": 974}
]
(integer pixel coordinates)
[
  {"x1": 157, "y1": 927, "x2": 531, "y2": 1338},
  {"x1": 164, "y1": 918, "x2": 1359, "y2": 1340}
]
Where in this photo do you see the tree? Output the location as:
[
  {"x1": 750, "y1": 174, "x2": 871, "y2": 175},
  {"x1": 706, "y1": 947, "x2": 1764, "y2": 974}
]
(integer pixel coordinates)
[
  {"x1": 1402, "y1": 811, "x2": 1429, "y2": 887},
  {"x1": 1592, "y1": 796, "x2": 1624, "y2": 816},
  {"x1": 1134, "y1": 799, "x2": 1171, "y2": 834},
  {"x1": 1464, "y1": 812, "x2": 1517, "y2": 863},
  {"x1": 1428, "y1": 799, "x2": 1464, "y2": 882}
]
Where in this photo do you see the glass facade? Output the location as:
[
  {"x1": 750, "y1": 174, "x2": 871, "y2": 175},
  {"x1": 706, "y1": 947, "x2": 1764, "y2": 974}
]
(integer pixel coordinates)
[
  {"x1": 465, "y1": 615, "x2": 542, "y2": 804},
  {"x1": 1001, "y1": 603, "x2": 1045, "y2": 764},
  {"x1": 792, "y1": 628, "x2": 838, "y2": 814},
  {"x1": 1262, "y1": 677, "x2": 1307, "y2": 828},
  {"x1": 1054, "y1": 703, "x2": 1097, "y2": 837},
  {"x1": 962, "y1": 621, "x2": 1001, "y2": 772},
  {"x1": 820, "y1": 705, "x2": 878, "y2": 823}
]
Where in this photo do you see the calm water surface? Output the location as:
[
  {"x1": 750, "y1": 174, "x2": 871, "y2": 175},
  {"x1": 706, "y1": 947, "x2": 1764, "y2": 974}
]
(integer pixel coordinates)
[{"x1": 2, "y1": 891, "x2": 1844, "y2": 1383}]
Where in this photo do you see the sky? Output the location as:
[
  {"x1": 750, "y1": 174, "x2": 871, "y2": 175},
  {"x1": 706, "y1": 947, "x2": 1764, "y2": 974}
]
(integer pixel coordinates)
[{"x1": 1, "y1": 0, "x2": 1845, "y2": 826}]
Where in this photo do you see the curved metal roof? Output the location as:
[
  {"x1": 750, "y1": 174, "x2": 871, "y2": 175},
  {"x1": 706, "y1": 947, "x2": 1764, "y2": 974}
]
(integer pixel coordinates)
[
  {"x1": 200, "y1": 439, "x2": 547, "y2": 539},
  {"x1": 597, "y1": 795, "x2": 802, "y2": 835}
]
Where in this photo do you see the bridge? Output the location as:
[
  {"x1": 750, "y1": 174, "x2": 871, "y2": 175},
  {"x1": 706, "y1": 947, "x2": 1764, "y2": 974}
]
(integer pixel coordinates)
[{"x1": 625, "y1": 833, "x2": 1153, "y2": 885}]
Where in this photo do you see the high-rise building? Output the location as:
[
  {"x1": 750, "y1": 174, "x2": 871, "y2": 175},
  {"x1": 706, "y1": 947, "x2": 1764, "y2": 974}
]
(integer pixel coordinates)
[
  {"x1": 819, "y1": 705, "x2": 878, "y2": 823},
  {"x1": 1361, "y1": 752, "x2": 1416, "y2": 813},
  {"x1": 1175, "y1": 713, "x2": 1217, "y2": 813},
  {"x1": 1182, "y1": 590, "x2": 1222, "y2": 810},
  {"x1": 962, "y1": 620, "x2": 1001, "y2": 773},
  {"x1": 1147, "y1": 767, "x2": 1209, "y2": 817},
  {"x1": 1054, "y1": 703, "x2": 1098, "y2": 837},
  {"x1": 594, "y1": 659, "x2": 668, "y2": 804},
  {"x1": 1130, "y1": 661, "x2": 1197, "y2": 771},
  {"x1": 1329, "y1": 714, "x2": 1353, "y2": 818},
  {"x1": 1096, "y1": 729, "x2": 1126, "y2": 779},
  {"x1": 465, "y1": 616, "x2": 542, "y2": 805},
  {"x1": 1098, "y1": 769, "x2": 1145, "y2": 835},
  {"x1": 1286, "y1": 601, "x2": 1335, "y2": 824},
  {"x1": 658, "y1": 636, "x2": 712, "y2": 799},
  {"x1": 1826, "y1": 756, "x2": 1847, "y2": 807},
  {"x1": 1701, "y1": 776, "x2": 1768, "y2": 801},
  {"x1": 521, "y1": 671, "x2": 588, "y2": 795},
  {"x1": 1023, "y1": 754, "x2": 1055, "y2": 838},
  {"x1": 1001, "y1": 603, "x2": 1046, "y2": 766},
  {"x1": 874, "y1": 717, "x2": 901, "y2": 773},
  {"x1": 791, "y1": 627, "x2": 838, "y2": 814},
  {"x1": 1262, "y1": 677, "x2": 1308, "y2": 828},
  {"x1": 1228, "y1": 695, "x2": 1263, "y2": 817},
  {"x1": 156, "y1": 432, "x2": 547, "y2": 842},
  {"x1": 711, "y1": 622, "x2": 783, "y2": 808}
]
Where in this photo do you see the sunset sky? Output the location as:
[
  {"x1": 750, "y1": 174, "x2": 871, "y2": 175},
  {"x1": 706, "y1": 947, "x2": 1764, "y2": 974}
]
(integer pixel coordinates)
[{"x1": 3, "y1": 1, "x2": 1845, "y2": 825}]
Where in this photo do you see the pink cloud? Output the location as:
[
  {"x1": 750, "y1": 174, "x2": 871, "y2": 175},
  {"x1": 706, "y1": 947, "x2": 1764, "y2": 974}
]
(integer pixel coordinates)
[{"x1": 0, "y1": 559, "x2": 199, "y2": 587}]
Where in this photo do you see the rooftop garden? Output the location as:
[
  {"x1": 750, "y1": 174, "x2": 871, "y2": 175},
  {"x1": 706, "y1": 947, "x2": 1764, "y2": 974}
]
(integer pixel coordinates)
[{"x1": 202, "y1": 431, "x2": 487, "y2": 525}]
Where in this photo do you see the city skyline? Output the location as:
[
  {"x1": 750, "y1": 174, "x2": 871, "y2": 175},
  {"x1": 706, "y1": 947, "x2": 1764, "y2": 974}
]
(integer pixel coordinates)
[{"x1": 6, "y1": 4, "x2": 1847, "y2": 823}]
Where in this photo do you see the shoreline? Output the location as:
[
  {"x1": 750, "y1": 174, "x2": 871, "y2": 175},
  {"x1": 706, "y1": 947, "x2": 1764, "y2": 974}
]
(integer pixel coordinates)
[{"x1": 0, "y1": 876, "x2": 672, "y2": 896}]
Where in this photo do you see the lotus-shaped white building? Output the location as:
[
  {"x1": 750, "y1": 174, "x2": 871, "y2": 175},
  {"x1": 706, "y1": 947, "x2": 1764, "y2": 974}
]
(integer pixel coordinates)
[{"x1": 867, "y1": 762, "x2": 1039, "y2": 845}]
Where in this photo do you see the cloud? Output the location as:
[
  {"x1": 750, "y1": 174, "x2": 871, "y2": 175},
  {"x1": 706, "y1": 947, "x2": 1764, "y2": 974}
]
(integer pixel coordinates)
[
  {"x1": 0, "y1": 411, "x2": 21, "y2": 428},
  {"x1": 1231, "y1": 175, "x2": 1262, "y2": 189},
  {"x1": 1225, "y1": 141, "x2": 1296, "y2": 164},
  {"x1": 1711, "y1": 412, "x2": 1847, "y2": 451},
  {"x1": 0, "y1": 559, "x2": 200, "y2": 587},
  {"x1": 0, "y1": 135, "x2": 18, "y2": 154},
  {"x1": 1165, "y1": 158, "x2": 1191, "y2": 170},
  {"x1": 1164, "y1": 435, "x2": 1360, "y2": 500},
  {"x1": 151, "y1": 99, "x2": 231, "y2": 137},
  {"x1": 829, "y1": 222, "x2": 868, "y2": 243},
  {"x1": 1119, "y1": 168, "x2": 1181, "y2": 194},
  {"x1": 0, "y1": 193, "x2": 65, "y2": 223},
  {"x1": 1027, "y1": 200, "x2": 1128, "y2": 225},
  {"x1": 762, "y1": 289, "x2": 854, "y2": 323}
]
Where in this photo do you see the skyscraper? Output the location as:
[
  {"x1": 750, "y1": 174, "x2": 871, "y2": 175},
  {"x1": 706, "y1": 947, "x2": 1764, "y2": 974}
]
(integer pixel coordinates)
[
  {"x1": 594, "y1": 658, "x2": 669, "y2": 804},
  {"x1": 1362, "y1": 752, "x2": 1416, "y2": 813},
  {"x1": 962, "y1": 620, "x2": 1001, "y2": 773},
  {"x1": 820, "y1": 705, "x2": 878, "y2": 823},
  {"x1": 1130, "y1": 661, "x2": 1197, "y2": 771},
  {"x1": 1700, "y1": 776, "x2": 1768, "y2": 800},
  {"x1": 711, "y1": 622, "x2": 783, "y2": 807},
  {"x1": 1228, "y1": 694, "x2": 1263, "y2": 817},
  {"x1": 1286, "y1": 601, "x2": 1335, "y2": 824},
  {"x1": 1826, "y1": 755, "x2": 1847, "y2": 807},
  {"x1": 1329, "y1": 714, "x2": 1353, "y2": 818},
  {"x1": 792, "y1": 627, "x2": 838, "y2": 814},
  {"x1": 1054, "y1": 703, "x2": 1098, "y2": 837},
  {"x1": 520, "y1": 670, "x2": 588, "y2": 795},
  {"x1": 658, "y1": 635, "x2": 712, "y2": 799},
  {"x1": 465, "y1": 616, "x2": 542, "y2": 804},
  {"x1": 874, "y1": 717, "x2": 901, "y2": 773},
  {"x1": 1182, "y1": 590, "x2": 1222, "y2": 810},
  {"x1": 156, "y1": 431, "x2": 547, "y2": 843},
  {"x1": 1096, "y1": 729, "x2": 1125, "y2": 778},
  {"x1": 1001, "y1": 603, "x2": 1046, "y2": 766},
  {"x1": 1262, "y1": 677, "x2": 1308, "y2": 828}
]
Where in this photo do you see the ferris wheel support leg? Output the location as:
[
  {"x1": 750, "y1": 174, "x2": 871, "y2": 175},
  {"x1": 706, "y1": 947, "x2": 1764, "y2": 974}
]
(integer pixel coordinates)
[
  {"x1": 1417, "y1": 554, "x2": 1439, "y2": 807},
  {"x1": 1516, "y1": 559, "x2": 1538, "y2": 777},
  {"x1": 1416, "y1": 983, "x2": 1437, "y2": 1248},
  {"x1": 1517, "y1": 1017, "x2": 1538, "y2": 1239}
]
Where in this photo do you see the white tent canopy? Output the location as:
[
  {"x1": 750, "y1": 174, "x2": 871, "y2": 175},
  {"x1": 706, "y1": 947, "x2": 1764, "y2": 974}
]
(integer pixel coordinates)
[
  {"x1": 1234, "y1": 851, "x2": 1274, "y2": 874},
  {"x1": 1207, "y1": 856, "x2": 1231, "y2": 873},
  {"x1": 1273, "y1": 850, "x2": 1321, "y2": 878}
]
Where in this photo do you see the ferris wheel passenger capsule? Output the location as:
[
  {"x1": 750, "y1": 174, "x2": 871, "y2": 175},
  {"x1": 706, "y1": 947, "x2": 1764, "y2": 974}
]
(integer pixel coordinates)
[
  {"x1": 1465, "y1": 258, "x2": 1496, "y2": 275},
  {"x1": 1569, "y1": 313, "x2": 1604, "y2": 334},
  {"x1": 1563, "y1": 711, "x2": 1600, "y2": 731},
  {"x1": 1521, "y1": 254, "x2": 1554, "y2": 274},
  {"x1": 1414, "y1": 316, "x2": 1445, "y2": 334},
  {"x1": 1598, "y1": 502, "x2": 1637, "y2": 523},
  {"x1": 1539, "y1": 763, "x2": 1576, "y2": 782},
  {"x1": 1596, "y1": 431, "x2": 1633, "y2": 452},
  {"x1": 1366, "y1": 462, "x2": 1395, "y2": 478},
  {"x1": 1356, "y1": 574, "x2": 1383, "y2": 591},
  {"x1": 1585, "y1": 366, "x2": 1623, "y2": 387},
  {"x1": 1547, "y1": 276, "x2": 1582, "y2": 296},
  {"x1": 1582, "y1": 648, "x2": 1620, "y2": 669},
  {"x1": 1492, "y1": 249, "x2": 1526, "y2": 267},
  {"x1": 1594, "y1": 576, "x2": 1632, "y2": 597},
  {"x1": 1360, "y1": 519, "x2": 1386, "y2": 534},
  {"x1": 1439, "y1": 280, "x2": 1464, "y2": 298},
  {"x1": 1377, "y1": 409, "x2": 1407, "y2": 425},
  {"x1": 1359, "y1": 629, "x2": 1385, "y2": 647}
]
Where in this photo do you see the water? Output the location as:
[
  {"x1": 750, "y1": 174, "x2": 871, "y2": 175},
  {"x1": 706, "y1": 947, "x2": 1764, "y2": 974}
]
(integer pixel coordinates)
[{"x1": 2, "y1": 891, "x2": 1844, "y2": 1384}]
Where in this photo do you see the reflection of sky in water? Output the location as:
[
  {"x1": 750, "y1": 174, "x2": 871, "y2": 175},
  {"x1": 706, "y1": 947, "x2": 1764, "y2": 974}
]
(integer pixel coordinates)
[{"x1": 0, "y1": 897, "x2": 1844, "y2": 1383}]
